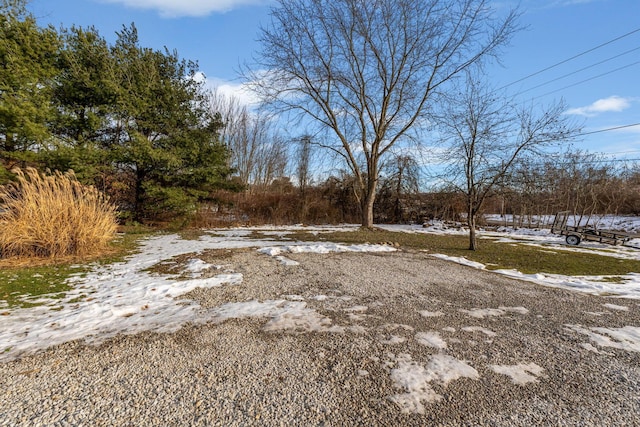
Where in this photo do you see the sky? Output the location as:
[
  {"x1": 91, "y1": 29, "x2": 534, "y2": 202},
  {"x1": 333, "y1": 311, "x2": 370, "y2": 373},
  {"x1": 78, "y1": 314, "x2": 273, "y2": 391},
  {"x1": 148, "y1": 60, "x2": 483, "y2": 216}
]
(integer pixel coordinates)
[{"x1": 26, "y1": 0, "x2": 640, "y2": 161}]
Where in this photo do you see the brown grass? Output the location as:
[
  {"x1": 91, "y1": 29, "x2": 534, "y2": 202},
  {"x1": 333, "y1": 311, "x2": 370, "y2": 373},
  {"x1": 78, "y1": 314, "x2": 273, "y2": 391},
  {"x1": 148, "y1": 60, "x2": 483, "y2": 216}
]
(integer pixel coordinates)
[{"x1": 0, "y1": 168, "x2": 118, "y2": 259}]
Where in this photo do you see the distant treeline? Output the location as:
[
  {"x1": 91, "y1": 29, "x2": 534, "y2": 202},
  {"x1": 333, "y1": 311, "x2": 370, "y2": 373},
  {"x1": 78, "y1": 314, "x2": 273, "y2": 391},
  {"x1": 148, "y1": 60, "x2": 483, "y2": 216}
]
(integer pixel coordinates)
[{"x1": 193, "y1": 151, "x2": 640, "y2": 226}]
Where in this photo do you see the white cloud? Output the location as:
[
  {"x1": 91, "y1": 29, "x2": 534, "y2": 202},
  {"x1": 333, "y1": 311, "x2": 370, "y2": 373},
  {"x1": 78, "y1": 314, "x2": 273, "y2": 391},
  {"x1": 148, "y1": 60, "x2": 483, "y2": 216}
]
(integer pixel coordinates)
[
  {"x1": 207, "y1": 76, "x2": 260, "y2": 106},
  {"x1": 100, "y1": 0, "x2": 270, "y2": 17},
  {"x1": 566, "y1": 96, "x2": 633, "y2": 117},
  {"x1": 192, "y1": 72, "x2": 259, "y2": 106}
]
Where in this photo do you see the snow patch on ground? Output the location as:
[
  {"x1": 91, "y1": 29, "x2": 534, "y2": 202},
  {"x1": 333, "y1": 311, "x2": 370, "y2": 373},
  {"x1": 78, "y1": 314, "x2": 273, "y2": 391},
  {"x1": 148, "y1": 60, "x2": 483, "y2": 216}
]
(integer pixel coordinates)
[
  {"x1": 176, "y1": 274, "x2": 243, "y2": 290},
  {"x1": 344, "y1": 305, "x2": 369, "y2": 322},
  {"x1": 0, "y1": 254, "x2": 243, "y2": 361},
  {"x1": 388, "y1": 356, "x2": 442, "y2": 413},
  {"x1": 581, "y1": 342, "x2": 614, "y2": 355},
  {"x1": 459, "y1": 306, "x2": 529, "y2": 318},
  {"x1": 3, "y1": 230, "x2": 286, "y2": 360},
  {"x1": 603, "y1": 303, "x2": 629, "y2": 311},
  {"x1": 490, "y1": 363, "x2": 545, "y2": 385},
  {"x1": 494, "y1": 270, "x2": 640, "y2": 299},
  {"x1": 258, "y1": 243, "x2": 397, "y2": 257},
  {"x1": 274, "y1": 255, "x2": 300, "y2": 266},
  {"x1": 388, "y1": 353, "x2": 479, "y2": 414},
  {"x1": 566, "y1": 325, "x2": 640, "y2": 353},
  {"x1": 380, "y1": 335, "x2": 407, "y2": 345},
  {"x1": 183, "y1": 258, "x2": 216, "y2": 276},
  {"x1": 418, "y1": 310, "x2": 444, "y2": 318},
  {"x1": 459, "y1": 308, "x2": 505, "y2": 318},
  {"x1": 210, "y1": 299, "x2": 353, "y2": 333},
  {"x1": 259, "y1": 242, "x2": 396, "y2": 266},
  {"x1": 380, "y1": 222, "x2": 640, "y2": 299},
  {"x1": 430, "y1": 254, "x2": 486, "y2": 269},
  {"x1": 3, "y1": 221, "x2": 640, "y2": 364},
  {"x1": 415, "y1": 331, "x2": 448, "y2": 349},
  {"x1": 461, "y1": 326, "x2": 497, "y2": 337}
]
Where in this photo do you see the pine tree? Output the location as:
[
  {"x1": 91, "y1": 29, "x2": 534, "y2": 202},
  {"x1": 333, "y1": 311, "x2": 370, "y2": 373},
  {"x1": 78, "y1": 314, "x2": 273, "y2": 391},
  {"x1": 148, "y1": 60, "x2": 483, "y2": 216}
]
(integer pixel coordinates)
[{"x1": 0, "y1": 0, "x2": 60, "y2": 172}]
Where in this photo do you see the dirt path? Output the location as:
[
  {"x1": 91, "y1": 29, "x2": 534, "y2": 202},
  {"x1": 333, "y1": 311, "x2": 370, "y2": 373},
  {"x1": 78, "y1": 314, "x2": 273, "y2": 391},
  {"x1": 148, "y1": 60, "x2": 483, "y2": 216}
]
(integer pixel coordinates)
[{"x1": 1, "y1": 250, "x2": 639, "y2": 426}]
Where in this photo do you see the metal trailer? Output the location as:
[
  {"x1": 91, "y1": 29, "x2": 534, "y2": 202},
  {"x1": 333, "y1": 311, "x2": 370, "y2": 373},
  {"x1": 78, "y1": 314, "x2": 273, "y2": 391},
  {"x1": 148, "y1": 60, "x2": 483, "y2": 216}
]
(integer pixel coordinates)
[{"x1": 550, "y1": 211, "x2": 632, "y2": 246}]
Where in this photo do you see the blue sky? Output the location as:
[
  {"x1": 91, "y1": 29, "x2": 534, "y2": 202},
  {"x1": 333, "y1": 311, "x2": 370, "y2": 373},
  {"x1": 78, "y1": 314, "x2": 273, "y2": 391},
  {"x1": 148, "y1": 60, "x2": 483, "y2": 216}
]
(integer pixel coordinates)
[{"x1": 28, "y1": 0, "x2": 640, "y2": 160}]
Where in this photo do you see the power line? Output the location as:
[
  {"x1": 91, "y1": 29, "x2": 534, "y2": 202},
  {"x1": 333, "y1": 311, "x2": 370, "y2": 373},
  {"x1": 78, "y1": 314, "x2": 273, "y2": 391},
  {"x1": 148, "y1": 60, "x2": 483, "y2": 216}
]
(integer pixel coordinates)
[
  {"x1": 601, "y1": 149, "x2": 640, "y2": 155},
  {"x1": 527, "y1": 122, "x2": 640, "y2": 146},
  {"x1": 497, "y1": 27, "x2": 640, "y2": 91},
  {"x1": 528, "y1": 123, "x2": 640, "y2": 144},
  {"x1": 429, "y1": 157, "x2": 640, "y2": 168},
  {"x1": 535, "y1": 60, "x2": 640, "y2": 99},
  {"x1": 589, "y1": 158, "x2": 640, "y2": 164},
  {"x1": 535, "y1": 157, "x2": 640, "y2": 166},
  {"x1": 429, "y1": 123, "x2": 640, "y2": 166},
  {"x1": 512, "y1": 46, "x2": 640, "y2": 97},
  {"x1": 578, "y1": 122, "x2": 640, "y2": 136}
]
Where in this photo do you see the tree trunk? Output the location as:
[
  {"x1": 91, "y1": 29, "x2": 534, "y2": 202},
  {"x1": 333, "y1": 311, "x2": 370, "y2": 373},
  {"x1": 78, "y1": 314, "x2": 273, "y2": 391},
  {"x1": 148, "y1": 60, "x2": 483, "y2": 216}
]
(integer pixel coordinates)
[
  {"x1": 468, "y1": 209, "x2": 478, "y2": 250},
  {"x1": 360, "y1": 176, "x2": 378, "y2": 228},
  {"x1": 362, "y1": 191, "x2": 375, "y2": 228},
  {"x1": 3, "y1": 134, "x2": 16, "y2": 152},
  {"x1": 134, "y1": 167, "x2": 146, "y2": 222}
]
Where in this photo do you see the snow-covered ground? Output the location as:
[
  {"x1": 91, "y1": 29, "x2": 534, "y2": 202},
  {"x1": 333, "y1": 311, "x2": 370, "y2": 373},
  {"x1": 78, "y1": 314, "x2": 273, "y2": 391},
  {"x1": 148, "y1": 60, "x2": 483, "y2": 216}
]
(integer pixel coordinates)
[
  {"x1": 378, "y1": 222, "x2": 640, "y2": 299},
  {"x1": 1, "y1": 221, "x2": 640, "y2": 419},
  {"x1": 1, "y1": 221, "x2": 640, "y2": 364},
  {"x1": 0, "y1": 231, "x2": 398, "y2": 361}
]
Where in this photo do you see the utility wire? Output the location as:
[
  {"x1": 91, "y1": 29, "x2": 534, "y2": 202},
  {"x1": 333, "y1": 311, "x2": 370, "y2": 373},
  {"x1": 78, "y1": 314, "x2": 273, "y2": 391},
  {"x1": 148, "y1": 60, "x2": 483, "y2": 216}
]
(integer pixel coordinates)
[
  {"x1": 578, "y1": 122, "x2": 640, "y2": 136},
  {"x1": 497, "y1": 27, "x2": 640, "y2": 91},
  {"x1": 535, "y1": 60, "x2": 640, "y2": 99},
  {"x1": 429, "y1": 157, "x2": 640, "y2": 168},
  {"x1": 528, "y1": 122, "x2": 640, "y2": 145},
  {"x1": 530, "y1": 157, "x2": 640, "y2": 165},
  {"x1": 429, "y1": 123, "x2": 640, "y2": 167},
  {"x1": 601, "y1": 149, "x2": 640, "y2": 155},
  {"x1": 513, "y1": 46, "x2": 640, "y2": 97}
]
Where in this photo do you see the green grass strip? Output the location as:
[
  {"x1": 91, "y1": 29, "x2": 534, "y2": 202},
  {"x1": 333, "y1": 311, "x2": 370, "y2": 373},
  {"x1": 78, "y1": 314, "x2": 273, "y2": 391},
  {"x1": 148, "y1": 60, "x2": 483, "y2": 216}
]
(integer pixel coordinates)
[
  {"x1": 282, "y1": 228, "x2": 640, "y2": 276},
  {"x1": 0, "y1": 231, "x2": 150, "y2": 310}
]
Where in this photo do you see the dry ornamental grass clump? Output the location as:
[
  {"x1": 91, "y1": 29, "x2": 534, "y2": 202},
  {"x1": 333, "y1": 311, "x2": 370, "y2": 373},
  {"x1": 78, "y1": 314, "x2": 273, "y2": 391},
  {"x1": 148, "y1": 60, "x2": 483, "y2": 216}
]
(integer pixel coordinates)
[{"x1": 0, "y1": 168, "x2": 117, "y2": 259}]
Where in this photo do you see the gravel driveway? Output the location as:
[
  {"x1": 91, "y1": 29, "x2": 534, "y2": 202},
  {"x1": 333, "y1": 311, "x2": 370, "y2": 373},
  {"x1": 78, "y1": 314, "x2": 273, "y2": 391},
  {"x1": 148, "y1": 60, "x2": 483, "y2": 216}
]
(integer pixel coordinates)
[{"x1": 1, "y1": 249, "x2": 639, "y2": 426}]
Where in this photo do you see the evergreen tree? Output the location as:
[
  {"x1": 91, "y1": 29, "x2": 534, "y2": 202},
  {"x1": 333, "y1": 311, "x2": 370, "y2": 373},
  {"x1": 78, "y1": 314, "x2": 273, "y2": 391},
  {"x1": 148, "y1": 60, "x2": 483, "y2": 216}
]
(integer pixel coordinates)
[
  {"x1": 0, "y1": 0, "x2": 60, "y2": 172},
  {"x1": 52, "y1": 26, "x2": 117, "y2": 146},
  {"x1": 1, "y1": 7, "x2": 234, "y2": 221},
  {"x1": 43, "y1": 26, "x2": 117, "y2": 186},
  {"x1": 107, "y1": 24, "x2": 232, "y2": 221}
]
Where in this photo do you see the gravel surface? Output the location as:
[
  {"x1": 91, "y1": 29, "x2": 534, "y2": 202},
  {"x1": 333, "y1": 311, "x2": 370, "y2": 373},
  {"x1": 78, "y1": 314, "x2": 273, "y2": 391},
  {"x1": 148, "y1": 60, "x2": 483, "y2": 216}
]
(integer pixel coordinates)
[{"x1": 1, "y1": 249, "x2": 640, "y2": 426}]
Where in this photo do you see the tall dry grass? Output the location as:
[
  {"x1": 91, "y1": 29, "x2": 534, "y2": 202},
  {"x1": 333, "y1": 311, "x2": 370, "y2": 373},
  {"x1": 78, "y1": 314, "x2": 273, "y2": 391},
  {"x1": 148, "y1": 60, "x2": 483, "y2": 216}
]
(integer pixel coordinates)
[{"x1": 0, "y1": 168, "x2": 118, "y2": 259}]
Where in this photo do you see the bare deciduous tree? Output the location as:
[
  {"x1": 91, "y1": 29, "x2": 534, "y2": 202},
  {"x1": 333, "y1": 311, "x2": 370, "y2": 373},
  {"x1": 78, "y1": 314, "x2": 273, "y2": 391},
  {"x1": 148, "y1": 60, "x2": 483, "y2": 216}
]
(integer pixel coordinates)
[
  {"x1": 209, "y1": 89, "x2": 288, "y2": 190},
  {"x1": 295, "y1": 135, "x2": 312, "y2": 192},
  {"x1": 252, "y1": 133, "x2": 288, "y2": 189},
  {"x1": 376, "y1": 154, "x2": 421, "y2": 223},
  {"x1": 437, "y1": 76, "x2": 579, "y2": 250},
  {"x1": 247, "y1": 0, "x2": 519, "y2": 227}
]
